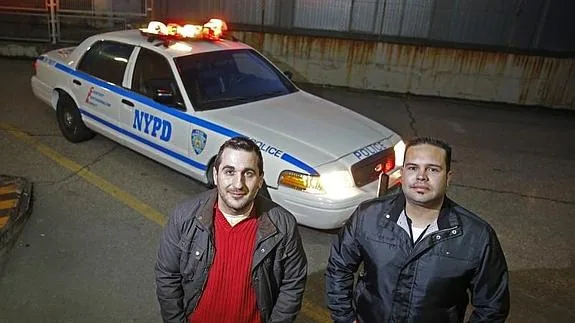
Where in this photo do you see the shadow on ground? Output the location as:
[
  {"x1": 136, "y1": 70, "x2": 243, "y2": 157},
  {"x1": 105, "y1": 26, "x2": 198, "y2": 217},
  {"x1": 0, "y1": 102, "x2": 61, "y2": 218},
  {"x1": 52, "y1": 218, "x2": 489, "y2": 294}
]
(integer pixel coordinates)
[{"x1": 296, "y1": 256, "x2": 575, "y2": 323}]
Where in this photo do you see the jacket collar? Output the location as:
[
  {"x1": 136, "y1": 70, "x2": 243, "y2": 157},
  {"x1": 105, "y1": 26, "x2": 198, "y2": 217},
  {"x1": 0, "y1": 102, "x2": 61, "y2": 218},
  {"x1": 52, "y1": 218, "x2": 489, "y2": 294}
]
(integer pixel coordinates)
[
  {"x1": 254, "y1": 196, "x2": 279, "y2": 243},
  {"x1": 196, "y1": 189, "x2": 217, "y2": 230},
  {"x1": 388, "y1": 193, "x2": 460, "y2": 230}
]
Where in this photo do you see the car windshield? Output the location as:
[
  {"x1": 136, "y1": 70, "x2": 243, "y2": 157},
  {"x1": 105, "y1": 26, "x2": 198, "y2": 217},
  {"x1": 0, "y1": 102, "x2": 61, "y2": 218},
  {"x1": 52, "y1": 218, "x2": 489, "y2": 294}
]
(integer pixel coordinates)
[{"x1": 175, "y1": 49, "x2": 298, "y2": 111}]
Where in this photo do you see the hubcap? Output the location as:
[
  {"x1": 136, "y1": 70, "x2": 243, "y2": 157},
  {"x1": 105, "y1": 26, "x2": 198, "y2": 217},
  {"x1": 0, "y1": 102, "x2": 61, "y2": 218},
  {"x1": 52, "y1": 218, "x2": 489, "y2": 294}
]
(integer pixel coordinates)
[{"x1": 64, "y1": 111, "x2": 74, "y2": 128}]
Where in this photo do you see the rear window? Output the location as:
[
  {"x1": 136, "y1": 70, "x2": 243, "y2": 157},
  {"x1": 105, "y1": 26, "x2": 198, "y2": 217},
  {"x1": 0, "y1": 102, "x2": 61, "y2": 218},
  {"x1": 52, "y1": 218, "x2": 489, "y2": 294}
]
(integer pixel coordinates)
[{"x1": 77, "y1": 40, "x2": 134, "y2": 85}]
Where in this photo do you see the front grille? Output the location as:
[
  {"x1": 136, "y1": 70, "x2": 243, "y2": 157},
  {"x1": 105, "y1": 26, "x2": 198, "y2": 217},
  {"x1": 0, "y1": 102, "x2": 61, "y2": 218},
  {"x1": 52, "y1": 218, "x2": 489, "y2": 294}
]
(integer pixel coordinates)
[{"x1": 350, "y1": 148, "x2": 395, "y2": 187}]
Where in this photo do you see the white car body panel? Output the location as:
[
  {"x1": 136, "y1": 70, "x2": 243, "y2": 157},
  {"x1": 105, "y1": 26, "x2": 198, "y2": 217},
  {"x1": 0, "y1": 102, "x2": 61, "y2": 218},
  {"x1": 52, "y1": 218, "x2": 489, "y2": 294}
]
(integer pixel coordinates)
[
  {"x1": 204, "y1": 91, "x2": 397, "y2": 166},
  {"x1": 30, "y1": 28, "x2": 404, "y2": 229}
]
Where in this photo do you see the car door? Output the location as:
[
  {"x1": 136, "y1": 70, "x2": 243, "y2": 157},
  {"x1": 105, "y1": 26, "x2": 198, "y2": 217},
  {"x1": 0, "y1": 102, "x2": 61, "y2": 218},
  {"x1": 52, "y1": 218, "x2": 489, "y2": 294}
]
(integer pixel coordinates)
[
  {"x1": 73, "y1": 40, "x2": 134, "y2": 138},
  {"x1": 120, "y1": 47, "x2": 197, "y2": 177}
]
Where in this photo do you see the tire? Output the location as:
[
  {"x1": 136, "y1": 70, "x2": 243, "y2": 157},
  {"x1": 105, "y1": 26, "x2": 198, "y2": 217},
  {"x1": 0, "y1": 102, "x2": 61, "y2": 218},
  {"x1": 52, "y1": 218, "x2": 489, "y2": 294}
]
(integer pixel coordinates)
[
  {"x1": 56, "y1": 93, "x2": 95, "y2": 143},
  {"x1": 206, "y1": 161, "x2": 216, "y2": 188},
  {"x1": 258, "y1": 181, "x2": 271, "y2": 199}
]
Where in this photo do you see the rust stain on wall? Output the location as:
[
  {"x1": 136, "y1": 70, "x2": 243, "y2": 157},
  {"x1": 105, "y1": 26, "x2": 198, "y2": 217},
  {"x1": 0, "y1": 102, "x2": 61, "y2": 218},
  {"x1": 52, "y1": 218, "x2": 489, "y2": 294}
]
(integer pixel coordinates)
[
  {"x1": 234, "y1": 31, "x2": 573, "y2": 109},
  {"x1": 345, "y1": 40, "x2": 376, "y2": 84}
]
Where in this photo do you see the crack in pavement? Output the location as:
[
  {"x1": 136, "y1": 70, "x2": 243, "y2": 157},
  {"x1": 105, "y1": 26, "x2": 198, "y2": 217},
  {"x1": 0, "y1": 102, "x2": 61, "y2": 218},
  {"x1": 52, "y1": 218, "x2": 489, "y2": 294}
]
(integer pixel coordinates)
[
  {"x1": 51, "y1": 146, "x2": 119, "y2": 187},
  {"x1": 451, "y1": 183, "x2": 575, "y2": 205},
  {"x1": 31, "y1": 180, "x2": 58, "y2": 185},
  {"x1": 402, "y1": 97, "x2": 418, "y2": 137},
  {"x1": 1, "y1": 125, "x2": 119, "y2": 189},
  {"x1": 29, "y1": 134, "x2": 63, "y2": 138},
  {"x1": 511, "y1": 285, "x2": 575, "y2": 318}
]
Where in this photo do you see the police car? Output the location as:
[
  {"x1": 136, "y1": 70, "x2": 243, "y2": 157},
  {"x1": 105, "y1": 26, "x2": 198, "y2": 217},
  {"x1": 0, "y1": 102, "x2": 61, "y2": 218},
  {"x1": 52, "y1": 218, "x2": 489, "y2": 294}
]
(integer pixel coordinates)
[{"x1": 31, "y1": 18, "x2": 405, "y2": 229}]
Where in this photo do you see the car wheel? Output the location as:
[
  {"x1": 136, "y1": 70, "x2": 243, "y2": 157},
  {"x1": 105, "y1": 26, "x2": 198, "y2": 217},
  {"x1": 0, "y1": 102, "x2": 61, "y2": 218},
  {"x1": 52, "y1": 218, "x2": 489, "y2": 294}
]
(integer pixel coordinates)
[{"x1": 56, "y1": 93, "x2": 95, "y2": 143}]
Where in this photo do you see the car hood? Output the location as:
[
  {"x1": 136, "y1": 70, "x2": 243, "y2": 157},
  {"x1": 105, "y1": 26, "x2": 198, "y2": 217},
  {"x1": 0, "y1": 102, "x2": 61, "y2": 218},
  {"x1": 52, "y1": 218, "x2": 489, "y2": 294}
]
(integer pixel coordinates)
[{"x1": 202, "y1": 91, "x2": 399, "y2": 167}]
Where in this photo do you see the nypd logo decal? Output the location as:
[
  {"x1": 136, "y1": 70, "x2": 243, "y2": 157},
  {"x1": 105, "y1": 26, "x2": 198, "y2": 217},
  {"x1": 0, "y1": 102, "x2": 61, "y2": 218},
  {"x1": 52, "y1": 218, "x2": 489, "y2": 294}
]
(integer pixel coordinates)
[{"x1": 191, "y1": 129, "x2": 207, "y2": 154}]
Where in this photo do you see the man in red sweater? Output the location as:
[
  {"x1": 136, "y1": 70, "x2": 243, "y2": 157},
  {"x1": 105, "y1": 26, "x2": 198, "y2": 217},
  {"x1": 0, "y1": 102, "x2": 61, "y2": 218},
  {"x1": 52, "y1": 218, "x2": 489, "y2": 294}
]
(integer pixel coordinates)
[{"x1": 155, "y1": 136, "x2": 308, "y2": 323}]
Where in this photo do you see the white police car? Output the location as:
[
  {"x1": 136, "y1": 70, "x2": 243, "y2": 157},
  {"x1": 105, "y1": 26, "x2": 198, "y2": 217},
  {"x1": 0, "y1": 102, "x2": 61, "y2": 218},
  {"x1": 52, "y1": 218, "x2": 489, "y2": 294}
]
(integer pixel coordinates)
[{"x1": 31, "y1": 18, "x2": 405, "y2": 229}]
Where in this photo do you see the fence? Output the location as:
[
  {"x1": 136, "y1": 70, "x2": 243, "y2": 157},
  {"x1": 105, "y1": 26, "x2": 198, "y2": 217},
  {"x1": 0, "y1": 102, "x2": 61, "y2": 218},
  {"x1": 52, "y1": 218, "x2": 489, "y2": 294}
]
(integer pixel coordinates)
[
  {"x1": 156, "y1": 0, "x2": 574, "y2": 55},
  {"x1": 0, "y1": 0, "x2": 572, "y2": 55},
  {"x1": 0, "y1": 0, "x2": 148, "y2": 43}
]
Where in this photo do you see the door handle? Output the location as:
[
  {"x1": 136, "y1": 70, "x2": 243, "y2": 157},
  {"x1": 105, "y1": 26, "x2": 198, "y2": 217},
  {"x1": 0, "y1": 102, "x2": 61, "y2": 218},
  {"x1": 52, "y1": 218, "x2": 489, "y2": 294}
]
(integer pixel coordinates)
[
  {"x1": 122, "y1": 99, "x2": 134, "y2": 107},
  {"x1": 73, "y1": 79, "x2": 81, "y2": 86}
]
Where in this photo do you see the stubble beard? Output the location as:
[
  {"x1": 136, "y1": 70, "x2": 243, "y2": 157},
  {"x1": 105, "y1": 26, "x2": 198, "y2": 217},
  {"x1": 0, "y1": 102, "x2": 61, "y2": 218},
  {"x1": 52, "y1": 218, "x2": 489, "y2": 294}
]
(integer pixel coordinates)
[
  {"x1": 219, "y1": 187, "x2": 257, "y2": 215},
  {"x1": 405, "y1": 188, "x2": 444, "y2": 210}
]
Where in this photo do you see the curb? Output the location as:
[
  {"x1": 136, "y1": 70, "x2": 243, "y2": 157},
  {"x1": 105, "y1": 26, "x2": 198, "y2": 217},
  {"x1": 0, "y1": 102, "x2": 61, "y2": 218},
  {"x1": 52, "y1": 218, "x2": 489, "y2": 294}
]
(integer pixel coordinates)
[
  {"x1": 0, "y1": 175, "x2": 34, "y2": 262},
  {"x1": 0, "y1": 41, "x2": 58, "y2": 59}
]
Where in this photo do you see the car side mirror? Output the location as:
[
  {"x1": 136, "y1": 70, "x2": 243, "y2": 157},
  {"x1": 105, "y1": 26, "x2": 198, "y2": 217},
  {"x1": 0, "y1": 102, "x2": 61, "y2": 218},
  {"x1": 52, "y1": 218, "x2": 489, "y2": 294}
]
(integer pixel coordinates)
[
  {"x1": 146, "y1": 79, "x2": 185, "y2": 110},
  {"x1": 154, "y1": 88, "x2": 175, "y2": 103},
  {"x1": 283, "y1": 70, "x2": 293, "y2": 80}
]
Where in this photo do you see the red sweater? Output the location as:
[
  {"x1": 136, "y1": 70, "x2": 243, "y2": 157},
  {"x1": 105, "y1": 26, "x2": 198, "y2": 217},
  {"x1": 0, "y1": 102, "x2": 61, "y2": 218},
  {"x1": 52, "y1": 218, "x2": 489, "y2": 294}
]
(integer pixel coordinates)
[{"x1": 189, "y1": 205, "x2": 261, "y2": 323}]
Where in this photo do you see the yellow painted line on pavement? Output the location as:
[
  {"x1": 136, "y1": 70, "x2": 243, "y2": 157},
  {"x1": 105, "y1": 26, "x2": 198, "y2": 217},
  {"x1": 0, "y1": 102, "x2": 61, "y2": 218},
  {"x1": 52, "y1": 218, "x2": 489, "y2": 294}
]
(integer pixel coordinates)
[
  {"x1": 0, "y1": 183, "x2": 18, "y2": 195},
  {"x1": 0, "y1": 122, "x2": 166, "y2": 226},
  {"x1": 302, "y1": 298, "x2": 331, "y2": 322},
  {"x1": 0, "y1": 122, "x2": 332, "y2": 322},
  {"x1": 0, "y1": 199, "x2": 17, "y2": 210},
  {"x1": 0, "y1": 216, "x2": 9, "y2": 227}
]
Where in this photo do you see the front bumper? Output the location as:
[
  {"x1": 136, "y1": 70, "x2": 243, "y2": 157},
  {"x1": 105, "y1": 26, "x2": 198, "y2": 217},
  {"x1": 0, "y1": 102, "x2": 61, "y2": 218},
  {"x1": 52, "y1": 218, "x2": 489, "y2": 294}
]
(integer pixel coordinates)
[{"x1": 270, "y1": 169, "x2": 401, "y2": 230}]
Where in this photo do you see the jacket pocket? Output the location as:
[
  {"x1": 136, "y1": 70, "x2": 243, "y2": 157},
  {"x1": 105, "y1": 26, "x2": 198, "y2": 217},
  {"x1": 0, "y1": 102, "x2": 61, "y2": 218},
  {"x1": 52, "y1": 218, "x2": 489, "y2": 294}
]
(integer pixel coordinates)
[
  {"x1": 365, "y1": 233, "x2": 398, "y2": 247},
  {"x1": 432, "y1": 244, "x2": 475, "y2": 261},
  {"x1": 419, "y1": 305, "x2": 461, "y2": 323},
  {"x1": 180, "y1": 246, "x2": 205, "y2": 280}
]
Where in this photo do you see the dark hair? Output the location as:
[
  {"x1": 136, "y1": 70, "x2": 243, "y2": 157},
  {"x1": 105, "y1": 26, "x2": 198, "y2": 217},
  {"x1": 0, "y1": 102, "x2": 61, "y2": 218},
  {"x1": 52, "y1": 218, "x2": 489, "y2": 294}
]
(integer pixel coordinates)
[
  {"x1": 404, "y1": 136, "x2": 452, "y2": 171},
  {"x1": 213, "y1": 136, "x2": 264, "y2": 175}
]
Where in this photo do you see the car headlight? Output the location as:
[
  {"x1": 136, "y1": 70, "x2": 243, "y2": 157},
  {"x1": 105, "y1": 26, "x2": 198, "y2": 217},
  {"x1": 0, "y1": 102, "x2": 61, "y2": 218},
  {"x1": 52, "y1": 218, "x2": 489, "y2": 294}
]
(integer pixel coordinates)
[
  {"x1": 394, "y1": 140, "x2": 406, "y2": 167},
  {"x1": 279, "y1": 169, "x2": 357, "y2": 199},
  {"x1": 320, "y1": 170, "x2": 354, "y2": 191},
  {"x1": 319, "y1": 170, "x2": 356, "y2": 199},
  {"x1": 279, "y1": 171, "x2": 322, "y2": 193}
]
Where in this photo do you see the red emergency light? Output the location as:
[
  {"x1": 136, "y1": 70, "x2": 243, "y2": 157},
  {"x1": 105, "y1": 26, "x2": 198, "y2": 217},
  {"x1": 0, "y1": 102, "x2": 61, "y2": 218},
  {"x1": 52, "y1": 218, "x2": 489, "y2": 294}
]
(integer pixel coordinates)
[{"x1": 139, "y1": 18, "x2": 228, "y2": 41}]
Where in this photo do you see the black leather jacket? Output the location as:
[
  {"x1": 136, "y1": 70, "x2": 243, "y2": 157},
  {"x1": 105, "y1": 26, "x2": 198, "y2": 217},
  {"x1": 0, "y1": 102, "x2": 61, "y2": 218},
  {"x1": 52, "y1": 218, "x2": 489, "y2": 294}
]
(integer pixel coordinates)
[
  {"x1": 155, "y1": 189, "x2": 307, "y2": 323},
  {"x1": 326, "y1": 193, "x2": 510, "y2": 323}
]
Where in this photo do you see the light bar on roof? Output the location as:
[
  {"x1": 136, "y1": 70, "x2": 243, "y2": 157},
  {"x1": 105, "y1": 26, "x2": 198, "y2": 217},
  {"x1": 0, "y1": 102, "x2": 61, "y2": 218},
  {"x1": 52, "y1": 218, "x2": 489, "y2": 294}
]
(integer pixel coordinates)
[
  {"x1": 139, "y1": 18, "x2": 228, "y2": 40},
  {"x1": 203, "y1": 18, "x2": 228, "y2": 38}
]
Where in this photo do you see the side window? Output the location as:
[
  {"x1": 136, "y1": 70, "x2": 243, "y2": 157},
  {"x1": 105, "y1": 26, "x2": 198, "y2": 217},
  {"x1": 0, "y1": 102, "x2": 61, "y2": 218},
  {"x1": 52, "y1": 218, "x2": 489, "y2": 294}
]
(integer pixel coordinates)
[
  {"x1": 77, "y1": 41, "x2": 134, "y2": 85},
  {"x1": 131, "y1": 48, "x2": 184, "y2": 109}
]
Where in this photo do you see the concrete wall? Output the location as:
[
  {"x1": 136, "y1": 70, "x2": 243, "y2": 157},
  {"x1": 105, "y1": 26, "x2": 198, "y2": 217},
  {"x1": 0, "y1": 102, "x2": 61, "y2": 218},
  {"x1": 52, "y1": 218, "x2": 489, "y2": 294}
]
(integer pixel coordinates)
[
  {"x1": 233, "y1": 31, "x2": 575, "y2": 110},
  {"x1": 0, "y1": 41, "x2": 53, "y2": 58},
  {"x1": 2, "y1": 29, "x2": 573, "y2": 110}
]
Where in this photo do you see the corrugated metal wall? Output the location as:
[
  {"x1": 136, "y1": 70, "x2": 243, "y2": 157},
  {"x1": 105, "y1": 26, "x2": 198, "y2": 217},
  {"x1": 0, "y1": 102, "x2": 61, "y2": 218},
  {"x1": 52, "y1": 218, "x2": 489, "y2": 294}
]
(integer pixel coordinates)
[
  {"x1": 157, "y1": 0, "x2": 574, "y2": 53},
  {"x1": 294, "y1": 0, "x2": 351, "y2": 31}
]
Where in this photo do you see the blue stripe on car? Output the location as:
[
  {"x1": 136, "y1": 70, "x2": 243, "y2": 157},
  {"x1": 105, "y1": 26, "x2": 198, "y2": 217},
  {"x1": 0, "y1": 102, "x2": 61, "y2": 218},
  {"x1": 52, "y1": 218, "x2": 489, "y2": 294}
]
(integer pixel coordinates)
[
  {"x1": 53, "y1": 61, "x2": 318, "y2": 175},
  {"x1": 80, "y1": 108, "x2": 207, "y2": 171},
  {"x1": 55, "y1": 63, "x2": 241, "y2": 138},
  {"x1": 281, "y1": 154, "x2": 317, "y2": 175}
]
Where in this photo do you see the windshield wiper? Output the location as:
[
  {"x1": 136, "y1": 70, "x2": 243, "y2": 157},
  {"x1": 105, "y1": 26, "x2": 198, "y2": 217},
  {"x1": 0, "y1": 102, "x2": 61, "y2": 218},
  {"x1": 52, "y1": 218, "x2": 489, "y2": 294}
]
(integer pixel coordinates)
[
  {"x1": 250, "y1": 90, "x2": 285, "y2": 101},
  {"x1": 201, "y1": 96, "x2": 252, "y2": 109},
  {"x1": 200, "y1": 90, "x2": 287, "y2": 110}
]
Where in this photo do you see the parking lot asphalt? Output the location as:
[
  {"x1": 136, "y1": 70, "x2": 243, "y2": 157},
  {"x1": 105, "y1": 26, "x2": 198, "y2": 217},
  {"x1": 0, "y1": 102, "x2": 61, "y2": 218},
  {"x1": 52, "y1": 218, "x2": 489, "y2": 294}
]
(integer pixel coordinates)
[{"x1": 0, "y1": 57, "x2": 574, "y2": 322}]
